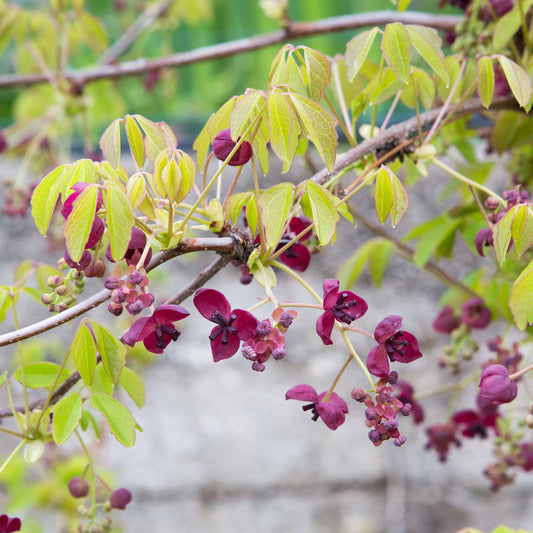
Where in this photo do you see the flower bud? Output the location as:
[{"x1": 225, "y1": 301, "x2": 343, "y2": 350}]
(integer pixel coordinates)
[
  {"x1": 109, "y1": 488, "x2": 132, "y2": 510},
  {"x1": 213, "y1": 129, "x2": 252, "y2": 166},
  {"x1": 351, "y1": 388, "x2": 366, "y2": 402},
  {"x1": 479, "y1": 364, "x2": 518, "y2": 404},
  {"x1": 68, "y1": 477, "x2": 90, "y2": 499}
]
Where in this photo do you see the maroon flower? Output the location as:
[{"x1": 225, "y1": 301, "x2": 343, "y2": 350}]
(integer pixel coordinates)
[
  {"x1": 461, "y1": 298, "x2": 491, "y2": 329},
  {"x1": 241, "y1": 319, "x2": 287, "y2": 372},
  {"x1": 0, "y1": 515, "x2": 21, "y2": 533},
  {"x1": 394, "y1": 380, "x2": 424, "y2": 424},
  {"x1": 277, "y1": 217, "x2": 313, "y2": 272},
  {"x1": 432, "y1": 305, "x2": 461, "y2": 334},
  {"x1": 109, "y1": 487, "x2": 132, "y2": 510},
  {"x1": 452, "y1": 395, "x2": 500, "y2": 439},
  {"x1": 479, "y1": 364, "x2": 518, "y2": 404},
  {"x1": 425, "y1": 422, "x2": 461, "y2": 462},
  {"x1": 475, "y1": 228, "x2": 494, "y2": 257},
  {"x1": 316, "y1": 279, "x2": 368, "y2": 345},
  {"x1": 366, "y1": 315, "x2": 422, "y2": 379},
  {"x1": 68, "y1": 476, "x2": 90, "y2": 498},
  {"x1": 193, "y1": 289, "x2": 258, "y2": 362},
  {"x1": 213, "y1": 129, "x2": 253, "y2": 166},
  {"x1": 107, "y1": 227, "x2": 152, "y2": 268},
  {"x1": 286, "y1": 384, "x2": 348, "y2": 430},
  {"x1": 122, "y1": 304, "x2": 189, "y2": 354}
]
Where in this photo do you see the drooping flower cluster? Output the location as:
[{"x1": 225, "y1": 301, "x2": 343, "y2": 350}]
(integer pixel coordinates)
[
  {"x1": 316, "y1": 279, "x2": 368, "y2": 345},
  {"x1": 366, "y1": 315, "x2": 422, "y2": 379},
  {"x1": 122, "y1": 304, "x2": 189, "y2": 354},
  {"x1": 286, "y1": 384, "x2": 348, "y2": 430},
  {"x1": 105, "y1": 265, "x2": 154, "y2": 317},
  {"x1": 193, "y1": 289, "x2": 258, "y2": 362},
  {"x1": 352, "y1": 378, "x2": 412, "y2": 447},
  {"x1": 241, "y1": 315, "x2": 291, "y2": 372}
]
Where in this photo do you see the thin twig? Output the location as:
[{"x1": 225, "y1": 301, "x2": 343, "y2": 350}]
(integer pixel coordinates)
[{"x1": 0, "y1": 11, "x2": 461, "y2": 90}]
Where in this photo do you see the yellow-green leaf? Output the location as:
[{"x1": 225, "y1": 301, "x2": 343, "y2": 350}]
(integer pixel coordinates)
[
  {"x1": 125, "y1": 115, "x2": 145, "y2": 169},
  {"x1": 99, "y1": 118, "x2": 121, "y2": 168},
  {"x1": 119, "y1": 367, "x2": 145, "y2": 408},
  {"x1": 267, "y1": 92, "x2": 301, "y2": 172},
  {"x1": 97, "y1": 323, "x2": 126, "y2": 383},
  {"x1": 106, "y1": 185, "x2": 134, "y2": 262},
  {"x1": 375, "y1": 168, "x2": 393, "y2": 223},
  {"x1": 381, "y1": 23, "x2": 412, "y2": 84},
  {"x1": 345, "y1": 27, "x2": 380, "y2": 82},
  {"x1": 52, "y1": 393, "x2": 83, "y2": 445},
  {"x1": 289, "y1": 93, "x2": 338, "y2": 171},
  {"x1": 304, "y1": 181, "x2": 339, "y2": 245},
  {"x1": 31, "y1": 165, "x2": 66, "y2": 235},
  {"x1": 493, "y1": 207, "x2": 515, "y2": 265},
  {"x1": 14, "y1": 362, "x2": 69, "y2": 390},
  {"x1": 497, "y1": 55, "x2": 533, "y2": 109},
  {"x1": 91, "y1": 392, "x2": 138, "y2": 447},
  {"x1": 510, "y1": 260, "x2": 533, "y2": 329},
  {"x1": 71, "y1": 323, "x2": 97, "y2": 386},
  {"x1": 258, "y1": 183, "x2": 294, "y2": 248},
  {"x1": 304, "y1": 47, "x2": 331, "y2": 102},
  {"x1": 478, "y1": 56, "x2": 495, "y2": 108}
]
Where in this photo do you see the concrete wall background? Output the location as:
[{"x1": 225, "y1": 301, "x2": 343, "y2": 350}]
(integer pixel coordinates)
[{"x1": 0, "y1": 156, "x2": 532, "y2": 533}]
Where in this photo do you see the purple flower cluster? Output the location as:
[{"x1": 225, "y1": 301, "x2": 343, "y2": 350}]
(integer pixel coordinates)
[
  {"x1": 241, "y1": 318, "x2": 287, "y2": 372},
  {"x1": 106, "y1": 265, "x2": 154, "y2": 317}
]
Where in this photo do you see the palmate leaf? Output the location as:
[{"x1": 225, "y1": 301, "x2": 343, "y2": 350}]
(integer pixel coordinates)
[{"x1": 288, "y1": 93, "x2": 338, "y2": 171}]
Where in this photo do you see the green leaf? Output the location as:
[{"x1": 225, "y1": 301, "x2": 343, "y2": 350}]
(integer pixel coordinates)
[
  {"x1": 52, "y1": 393, "x2": 83, "y2": 445},
  {"x1": 398, "y1": 0, "x2": 412, "y2": 10},
  {"x1": 510, "y1": 260, "x2": 533, "y2": 330},
  {"x1": 96, "y1": 323, "x2": 126, "y2": 383},
  {"x1": 31, "y1": 165, "x2": 66, "y2": 236},
  {"x1": 91, "y1": 364, "x2": 114, "y2": 396},
  {"x1": 134, "y1": 114, "x2": 170, "y2": 161},
  {"x1": 493, "y1": 2, "x2": 533, "y2": 50},
  {"x1": 510, "y1": 204, "x2": 533, "y2": 256},
  {"x1": 80, "y1": 410, "x2": 100, "y2": 438},
  {"x1": 99, "y1": 118, "x2": 121, "y2": 168},
  {"x1": 477, "y1": 56, "x2": 495, "y2": 108},
  {"x1": 496, "y1": 55, "x2": 533, "y2": 109},
  {"x1": 225, "y1": 192, "x2": 253, "y2": 225},
  {"x1": 267, "y1": 92, "x2": 301, "y2": 172},
  {"x1": 64, "y1": 184, "x2": 99, "y2": 262},
  {"x1": 14, "y1": 362, "x2": 69, "y2": 390},
  {"x1": 389, "y1": 170, "x2": 408, "y2": 226},
  {"x1": 106, "y1": 185, "x2": 134, "y2": 262},
  {"x1": 405, "y1": 25, "x2": 449, "y2": 85},
  {"x1": 0, "y1": 287, "x2": 12, "y2": 324},
  {"x1": 24, "y1": 440, "x2": 45, "y2": 464},
  {"x1": 304, "y1": 181, "x2": 339, "y2": 246},
  {"x1": 258, "y1": 183, "x2": 294, "y2": 248},
  {"x1": 493, "y1": 207, "x2": 515, "y2": 265},
  {"x1": 119, "y1": 367, "x2": 145, "y2": 408},
  {"x1": 381, "y1": 23, "x2": 412, "y2": 83},
  {"x1": 345, "y1": 27, "x2": 380, "y2": 82},
  {"x1": 289, "y1": 93, "x2": 338, "y2": 171},
  {"x1": 303, "y1": 47, "x2": 331, "y2": 102},
  {"x1": 127, "y1": 173, "x2": 147, "y2": 210},
  {"x1": 71, "y1": 323, "x2": 97, "y2": 386},
  {"x1": 375, "y1": 168, "x2": 393, "y2": 223},
  {"x1": 0, "y1": 371, "x2": 7, "y2": 390},
  {"x1": 409, "y1": 217, "x2": 461, "y2": 267},
  {"x1": 125, "y1": 115, "x2": 145, "y2": 169},
  {"x1": 367, "y1": 239, "x2": 395, "y2": 288},
  {"x1": 230, "y1": 91, "x2": 265, "y2": 139},
  {"x1": 249, "y1": 261, "x2": 277, "y2": 289},
  {"x1": 91, "y1": 393, "x2": 137, "y2": 447}
]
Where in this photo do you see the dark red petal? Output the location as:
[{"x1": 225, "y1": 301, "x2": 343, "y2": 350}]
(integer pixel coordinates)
[
  {"x1": 366, "y1": 345, "x2": 390, "y2": 378},
  {"x1": 210, "y1": 330, "x2": 241, "y2": 362},
  {"x1": 341, "y1": 290, "x2": 368, "y2": 320},
  {"x1": 193, "y1": 288, "x2": 232, "y2": 320},
  {"x1": 85, "y1": 217, "x2": 105, "y2": 249},
  {"x1": 316, "y1": 310, "x2": 335, "y2": 345},
  {"x1": 316, "y1": 391, "x2": 349, "y2": 430},
  {"x1": 374, "y1": 315, "x2": 402, "y2": 343},
  {"x1": 432, "y1": 305, "x2": 461, "y2": 334},
  {"x1": 153, "y1": 304, "x2": 190, "y2": 324},
  {"x1": 322, "y1": 279, "x2": 340, "y2": 310},
  {"x1": 0, "y1": 516, "x2": 8, "y2": 529},
  {"x1": 229, "y1": 140, "x2": 252, "y2": 166},
  {"x1": 122, "y1": 317, "x2": 152, "y2": 346},
  {"x1": 452, "y1": 410, "x2": 479, "y2": 425},
  {"x1": 392, "y1": 331, "x2": 423, "y2": 364},
  {"x1": 142, "y1": 331, "x2": 166, "y2": 354},
  {"x1": 285, "y1": 384, "x2": 319, "y2": 402},
  {"x1": 232, "y1": 309, "x2": 259, "y2": 340},
  {"x1": 280, "y1": 244, "x2": 311, "y2": 272},
  {"x1": 288, "y1": 216, "x2": 313, "y2": 242},
  {"x1": 6, "y1": 517, "x2": 21, "y2": 533}
]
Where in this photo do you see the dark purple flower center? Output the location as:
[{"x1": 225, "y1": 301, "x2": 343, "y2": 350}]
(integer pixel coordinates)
[
  {"x1": 332, "y1": 292, "x2": 359, "y2": 323},
  {"x1": 154, "y1": 324, "x2": 180, "y2": 348},
  {"x1": 302, "y1": 402, "x2": 320, "y2": 421},
  {"x1": 384, "y1": 331, "x2": 408, "y2": 361},
  {"x1": 209, "y1": 311, "x2": 238, "y2": 345},
  {"x1": 278, "y1": 234, "x2": 299, "y2": 258}
]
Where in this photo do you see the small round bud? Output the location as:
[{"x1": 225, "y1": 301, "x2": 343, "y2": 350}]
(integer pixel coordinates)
[
  {"x1": 92, "y1": 258, "x2": 106, "y2": 278},
  {"x1": 109, "y1": 488, "x2": 132, "y2": 510},
  {"x1": 251, "y1": 361, "x2": 266, "y2": 372},
  {"x1": 71, "y1": 270, "x2": 83, "y2": 280},
  {"x1": 365, "y1": 407, "x2": 378, "y2": 420},
  {"x1": 351, "y1": 388, "x2": 367, "y2": 402},
  {"x1": 394, "y1": 435, "x2": 407, "y2": 447},
  {"x1": 272, "y1": 347, "x2": 286, "y2": 360},
  {"x1": 400, "y1": 403, "x2": 412, "y2": 416},
  {"x1": 57, "y1": 303, "x2": 68, "y2": 313},
  {"x1": 48, "y1": 304, "x2": 57, "y2": 313},
  {"x1": 57, "y1": 258, "x2": 68, "y2": 270},
  {"x1": 104, "y1": 277, "x2": 120, "y2": 290},
  {"x1": 41, "y1": 293, "x2": 54, "y2": 305},
  {"x1": 46, "y1": 275, "x2": 56, "y2": 288},
  {"x1": 55, "y1": 285, "x2": 68, "y2": 296},
  {"x1": 108, "y1": 302, "x2": 123, "y2": 316},
  {"x1": 278, "y1": 312, "x2": 294, "y2": 329},
  {"x1": 68, "y1": 477, "x2": 90, "y2": 499},
  {"x1": 388, "y1": 371, "x2": 399, "y2": 385},
  {"x1": 126, "y1": 300, "x2": 144, "y2": 315},
  {"x1": 485, "y1": 196, "x2": 500, "y2": 210}
]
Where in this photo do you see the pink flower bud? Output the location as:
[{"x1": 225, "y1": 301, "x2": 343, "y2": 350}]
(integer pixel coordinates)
[{"x1": 479, "y1": 364, "x2": 518, "y2": 404}]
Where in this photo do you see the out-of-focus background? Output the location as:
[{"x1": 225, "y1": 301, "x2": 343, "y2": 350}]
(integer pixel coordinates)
[{"x1": 2, "y1": 1, "x2": 532, "y2": 532}]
